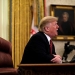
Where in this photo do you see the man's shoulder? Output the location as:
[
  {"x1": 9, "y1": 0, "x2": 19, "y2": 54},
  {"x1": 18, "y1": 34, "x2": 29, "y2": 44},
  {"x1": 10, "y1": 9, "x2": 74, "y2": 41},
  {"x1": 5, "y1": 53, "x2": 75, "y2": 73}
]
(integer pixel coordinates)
[
  {"x1": 31, "y1": 31, "x2": 46, "y2": 40},
  {"x1": 34, "y1": 31, "x2": 45, "y2": 37}
]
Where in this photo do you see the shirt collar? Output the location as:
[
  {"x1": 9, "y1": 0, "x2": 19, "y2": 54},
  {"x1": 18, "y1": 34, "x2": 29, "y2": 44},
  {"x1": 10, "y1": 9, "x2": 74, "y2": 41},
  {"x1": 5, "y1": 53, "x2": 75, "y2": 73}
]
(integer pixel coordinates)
[{"x1": 44, "y1": 33, "x2": 51, "y2": 44}]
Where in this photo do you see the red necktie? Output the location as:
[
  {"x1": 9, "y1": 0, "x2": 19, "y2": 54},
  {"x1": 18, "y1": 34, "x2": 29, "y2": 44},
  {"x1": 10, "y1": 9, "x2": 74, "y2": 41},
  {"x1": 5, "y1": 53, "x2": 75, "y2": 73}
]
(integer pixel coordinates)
[{"x1": 50, "y1": 40, "x2": 52, "y2": 54}]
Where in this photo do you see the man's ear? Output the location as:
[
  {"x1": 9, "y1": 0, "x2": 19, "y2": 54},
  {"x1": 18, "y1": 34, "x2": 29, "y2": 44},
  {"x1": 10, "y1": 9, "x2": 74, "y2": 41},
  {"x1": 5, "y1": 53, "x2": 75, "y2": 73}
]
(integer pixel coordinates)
[{"x1": 44, "y1": 26, "x2": 50, "y2": 32}]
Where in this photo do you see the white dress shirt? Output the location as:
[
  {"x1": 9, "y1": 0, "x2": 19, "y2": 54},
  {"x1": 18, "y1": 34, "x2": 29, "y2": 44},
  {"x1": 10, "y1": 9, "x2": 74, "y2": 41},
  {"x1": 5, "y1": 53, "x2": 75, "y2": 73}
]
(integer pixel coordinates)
[{"x1": 44, "y1": 33, "x2": 51, "y2": 44}]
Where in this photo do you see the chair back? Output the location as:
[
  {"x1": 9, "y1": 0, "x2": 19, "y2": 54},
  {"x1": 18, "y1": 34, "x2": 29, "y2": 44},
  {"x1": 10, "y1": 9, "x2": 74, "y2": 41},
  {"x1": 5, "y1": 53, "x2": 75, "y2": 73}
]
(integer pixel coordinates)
[{"x1": 0, "y1": 37, "x2": 13, "y2": 67}]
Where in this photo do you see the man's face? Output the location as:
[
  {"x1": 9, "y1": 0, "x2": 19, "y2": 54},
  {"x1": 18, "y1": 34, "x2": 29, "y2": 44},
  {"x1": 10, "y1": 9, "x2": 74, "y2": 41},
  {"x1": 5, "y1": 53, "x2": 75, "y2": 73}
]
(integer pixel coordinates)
[
  {"x1": 47, "y1": 21, "x2": 59, "y2": 38},
  {"x1": 62, "y1": 14, "x2": 69, "y2": 22}
]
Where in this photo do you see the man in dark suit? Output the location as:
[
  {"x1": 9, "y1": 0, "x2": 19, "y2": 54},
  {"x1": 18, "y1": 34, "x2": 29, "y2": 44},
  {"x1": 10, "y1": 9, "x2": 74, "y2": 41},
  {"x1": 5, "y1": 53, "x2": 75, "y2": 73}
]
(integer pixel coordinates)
[{"x1": 21, "y1": 16, "x2": 62, "y2": 64}]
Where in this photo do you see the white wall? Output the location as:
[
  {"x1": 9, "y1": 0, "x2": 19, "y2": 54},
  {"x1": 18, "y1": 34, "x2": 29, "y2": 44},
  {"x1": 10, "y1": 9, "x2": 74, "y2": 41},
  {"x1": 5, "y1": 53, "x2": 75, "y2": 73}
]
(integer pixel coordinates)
[
  {"x1": 46, "y1": 0, "x2": 75, "y2": 61},
  {"x1": 0, "y1": 0, "x2": 9, "y2": 41}
]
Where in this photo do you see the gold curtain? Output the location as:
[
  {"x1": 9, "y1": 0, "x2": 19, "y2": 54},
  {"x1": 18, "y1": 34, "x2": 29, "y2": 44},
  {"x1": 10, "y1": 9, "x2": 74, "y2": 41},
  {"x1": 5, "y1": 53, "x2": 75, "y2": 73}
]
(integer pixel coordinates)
[{"x1": 12, "y1": 0, "x2": 44, "y2": 68}]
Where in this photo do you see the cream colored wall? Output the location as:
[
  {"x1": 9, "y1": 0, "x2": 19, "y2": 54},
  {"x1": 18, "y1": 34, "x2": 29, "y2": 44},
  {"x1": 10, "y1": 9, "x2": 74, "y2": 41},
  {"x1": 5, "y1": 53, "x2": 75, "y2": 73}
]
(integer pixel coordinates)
[
  {"x1": 46, "y1": 0, "x2": 75, "y2": 61},
  {"x1": 0, "y1": 0, "x2": 9, "y2": 41}
]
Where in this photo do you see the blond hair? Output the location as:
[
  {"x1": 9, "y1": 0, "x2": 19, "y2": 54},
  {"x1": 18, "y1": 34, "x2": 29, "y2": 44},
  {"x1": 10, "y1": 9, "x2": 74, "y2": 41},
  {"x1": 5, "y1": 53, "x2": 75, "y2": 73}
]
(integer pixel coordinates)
[{"x1": 39, "y1": 16, "x2": 58, "y2": 31}]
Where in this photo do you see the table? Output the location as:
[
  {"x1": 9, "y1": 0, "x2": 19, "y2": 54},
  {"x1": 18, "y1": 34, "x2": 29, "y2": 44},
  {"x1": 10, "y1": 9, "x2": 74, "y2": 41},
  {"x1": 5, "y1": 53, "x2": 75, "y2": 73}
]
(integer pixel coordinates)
[{"x1": 18, "y1": 63, "x2": 75, "y2": 75}]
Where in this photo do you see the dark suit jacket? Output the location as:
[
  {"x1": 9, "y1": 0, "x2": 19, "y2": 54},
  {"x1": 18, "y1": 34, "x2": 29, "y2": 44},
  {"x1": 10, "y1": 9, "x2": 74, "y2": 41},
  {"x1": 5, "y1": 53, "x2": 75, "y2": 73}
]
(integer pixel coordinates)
[{"x1": 21, "y1": 31, "x2": 56, "y2": 64}]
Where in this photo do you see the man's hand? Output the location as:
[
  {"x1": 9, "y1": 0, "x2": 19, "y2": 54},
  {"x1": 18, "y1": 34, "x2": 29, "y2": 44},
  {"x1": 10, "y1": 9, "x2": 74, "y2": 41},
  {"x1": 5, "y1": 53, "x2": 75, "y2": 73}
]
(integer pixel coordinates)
[
  {"x1": 53, "y1": 55, "x2": 62, "y2": 59},
  {"x1": 51, "y1": 55, "x2": 62, "y2": 63}
]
